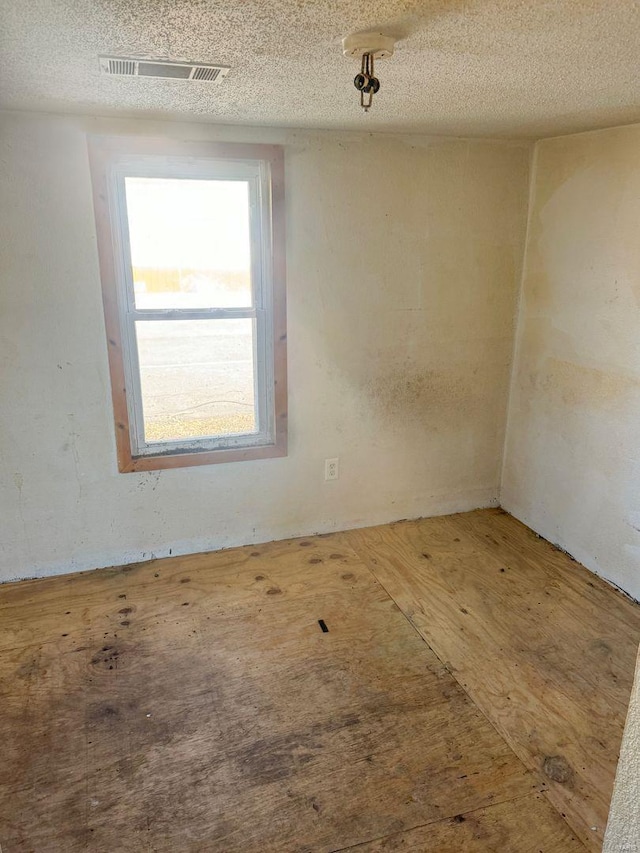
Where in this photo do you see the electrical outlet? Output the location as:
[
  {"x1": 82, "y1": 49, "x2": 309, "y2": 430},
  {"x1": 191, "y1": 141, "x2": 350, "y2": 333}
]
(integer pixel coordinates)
[{"x1": 325, "y1": 457, "x2": 339, "y2": 481}]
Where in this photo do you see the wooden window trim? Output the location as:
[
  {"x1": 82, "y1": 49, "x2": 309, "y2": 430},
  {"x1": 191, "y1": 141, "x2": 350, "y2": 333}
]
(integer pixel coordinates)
[{"x1": 87, "y1": 135, "x2": 287, "y2": 473}]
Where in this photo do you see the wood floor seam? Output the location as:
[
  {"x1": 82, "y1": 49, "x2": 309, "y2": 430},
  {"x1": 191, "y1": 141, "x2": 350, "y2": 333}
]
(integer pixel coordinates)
[
  {"x1": 339, "y1": 527, "x2": 546, "y2": 779},
  {"x1": 327, "y1": 787, "x2": 589, "y2": 853}
]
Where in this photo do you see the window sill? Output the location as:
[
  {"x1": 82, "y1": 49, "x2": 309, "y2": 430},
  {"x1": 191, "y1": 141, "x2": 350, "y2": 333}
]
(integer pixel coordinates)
[{"x1": 118, "y1": 435, "x2": 287, "y2": 472}]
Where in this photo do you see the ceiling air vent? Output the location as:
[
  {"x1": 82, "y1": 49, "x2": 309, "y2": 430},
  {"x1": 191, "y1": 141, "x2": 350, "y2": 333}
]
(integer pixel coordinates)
[
  {"x1": 102, "y1": 57, "x2": 136, "y2": 76},
  {"x1": 99, "y1": 56, "x2": 230, "y2": 82},
  {"x1": 191, "y1": 65, "x2": 223, "y2": 82}
]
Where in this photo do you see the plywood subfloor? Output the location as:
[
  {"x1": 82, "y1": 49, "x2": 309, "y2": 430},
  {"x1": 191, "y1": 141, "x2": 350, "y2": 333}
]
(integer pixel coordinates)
[{"x1": 0, "y1": 509, "x2": 638, "y2": 852}]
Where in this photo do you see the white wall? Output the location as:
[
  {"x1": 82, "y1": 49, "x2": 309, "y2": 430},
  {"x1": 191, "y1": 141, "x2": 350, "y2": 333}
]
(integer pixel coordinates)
[
  {"x1": 502, "y1": 124, "x2": 640, "y2": 600},
  {"x1": 0, "y1": 111, "x2": 530, "y2": 581},
  {"x1": 605, "y1": 647, "x2": 640, "y2": 852}
]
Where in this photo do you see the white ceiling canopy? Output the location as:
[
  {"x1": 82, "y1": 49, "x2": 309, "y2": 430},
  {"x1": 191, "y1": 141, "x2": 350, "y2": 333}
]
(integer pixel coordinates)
[{"x1": 0, "y1": 0, "x2": 639, "y2": 138}]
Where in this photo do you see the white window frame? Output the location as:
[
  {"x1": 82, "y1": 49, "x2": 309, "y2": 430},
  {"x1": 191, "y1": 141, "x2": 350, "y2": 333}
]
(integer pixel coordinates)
[{"x1": 88, "y1": 137, "x2": 287, "y2": 472}]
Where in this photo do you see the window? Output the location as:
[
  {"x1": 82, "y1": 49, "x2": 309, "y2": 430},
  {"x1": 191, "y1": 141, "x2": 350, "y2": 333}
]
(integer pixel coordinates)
[{"x1": 88, "y1": 137, "x2": 287, "y2": 472}]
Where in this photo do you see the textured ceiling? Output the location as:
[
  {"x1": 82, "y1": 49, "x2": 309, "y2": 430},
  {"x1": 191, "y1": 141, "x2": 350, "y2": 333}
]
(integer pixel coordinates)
[{"x1": 0, "y1": 0, "x2": 639, "y2": 138}]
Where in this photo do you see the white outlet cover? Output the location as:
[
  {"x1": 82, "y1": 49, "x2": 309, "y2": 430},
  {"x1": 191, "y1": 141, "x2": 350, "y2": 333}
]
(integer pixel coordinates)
[{"x1": 325, "y1": 458, "x2": 339, "y2": 480}]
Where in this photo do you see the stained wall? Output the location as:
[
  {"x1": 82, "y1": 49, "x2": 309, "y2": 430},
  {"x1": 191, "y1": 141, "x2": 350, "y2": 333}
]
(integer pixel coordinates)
[
  {"x1": 502, "y1": 124, "x2": 640, "y2": 600},
  {"x1": 0, "y1": 111, "x2": 530, "y2": 580}
]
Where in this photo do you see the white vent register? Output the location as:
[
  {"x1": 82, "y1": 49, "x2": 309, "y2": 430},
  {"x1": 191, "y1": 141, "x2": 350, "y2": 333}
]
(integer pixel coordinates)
[{"x1": 99, "y1": 56, "x2": 230, "y2": 82}]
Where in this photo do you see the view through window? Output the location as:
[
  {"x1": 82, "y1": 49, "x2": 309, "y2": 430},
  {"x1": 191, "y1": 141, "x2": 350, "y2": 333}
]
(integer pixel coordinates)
[{"x1": 125, "y1": 176, "x2": 257, "y2": 443}]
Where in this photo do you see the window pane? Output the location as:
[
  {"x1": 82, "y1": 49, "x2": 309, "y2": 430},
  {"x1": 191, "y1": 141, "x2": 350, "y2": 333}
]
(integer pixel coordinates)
[
  {"x1": 135, "y1": 319, "x2": 256, "y2": 443},
  {"x1": 125, "y1": 177, "x2": 253, "y2": 310}
]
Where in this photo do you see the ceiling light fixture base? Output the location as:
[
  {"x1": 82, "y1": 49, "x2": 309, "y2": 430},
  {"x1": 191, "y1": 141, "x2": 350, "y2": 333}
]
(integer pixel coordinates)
[{"x1": 342, "y1": 33, "x2": 396, "y2": 60}]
